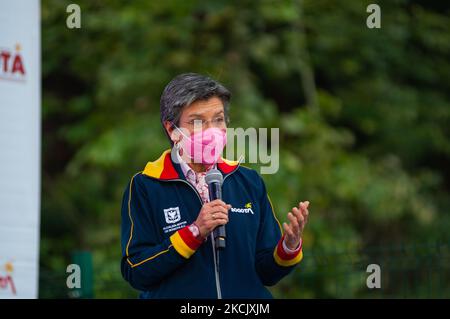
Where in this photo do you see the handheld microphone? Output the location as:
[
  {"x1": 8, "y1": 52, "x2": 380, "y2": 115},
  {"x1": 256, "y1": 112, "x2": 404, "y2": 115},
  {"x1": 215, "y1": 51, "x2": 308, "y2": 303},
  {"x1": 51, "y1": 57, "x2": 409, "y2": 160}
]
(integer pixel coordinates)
[{"x1": 205, "y1": 169, "x2": 226, "y2": 250}]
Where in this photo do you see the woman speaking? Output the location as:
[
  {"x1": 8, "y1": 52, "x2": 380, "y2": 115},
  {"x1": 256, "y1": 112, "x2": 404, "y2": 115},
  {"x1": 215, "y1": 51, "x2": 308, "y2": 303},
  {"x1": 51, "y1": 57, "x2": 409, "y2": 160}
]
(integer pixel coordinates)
[{"x1": 121, "y1": 73, "x2": 310, "y2": 298}]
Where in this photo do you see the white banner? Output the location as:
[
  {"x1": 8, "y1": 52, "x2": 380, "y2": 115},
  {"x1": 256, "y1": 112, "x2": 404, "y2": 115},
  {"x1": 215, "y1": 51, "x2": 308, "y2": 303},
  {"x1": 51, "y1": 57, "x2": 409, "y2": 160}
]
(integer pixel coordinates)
[{"x1": 0, "y1": 0, "x2": 41, "y2": 298}]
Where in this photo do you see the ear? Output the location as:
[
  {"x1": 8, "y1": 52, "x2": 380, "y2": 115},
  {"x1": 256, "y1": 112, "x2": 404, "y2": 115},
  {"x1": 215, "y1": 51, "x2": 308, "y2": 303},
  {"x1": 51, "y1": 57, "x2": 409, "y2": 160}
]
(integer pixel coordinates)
[{"x1": 164, "y1": 121, "x2": 179, "y2": 143}]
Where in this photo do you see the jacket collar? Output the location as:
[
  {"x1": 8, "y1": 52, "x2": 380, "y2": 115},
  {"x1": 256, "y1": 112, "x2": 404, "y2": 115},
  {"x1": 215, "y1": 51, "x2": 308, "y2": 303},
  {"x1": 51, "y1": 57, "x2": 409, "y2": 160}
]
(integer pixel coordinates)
[{"x1": 142, "y1": 149, "x2": 240, "y2": 181}]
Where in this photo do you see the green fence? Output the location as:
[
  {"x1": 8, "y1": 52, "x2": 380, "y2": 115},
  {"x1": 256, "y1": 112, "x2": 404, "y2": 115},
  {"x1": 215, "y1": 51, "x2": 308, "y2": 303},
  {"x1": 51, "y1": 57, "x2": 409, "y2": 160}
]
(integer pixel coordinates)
[
  {"x1": 275, "y1": 240, "x2": 450, "y2": 298},
  {"x1": 39, "y1": 241, "x2": 450, "y2": 299}
]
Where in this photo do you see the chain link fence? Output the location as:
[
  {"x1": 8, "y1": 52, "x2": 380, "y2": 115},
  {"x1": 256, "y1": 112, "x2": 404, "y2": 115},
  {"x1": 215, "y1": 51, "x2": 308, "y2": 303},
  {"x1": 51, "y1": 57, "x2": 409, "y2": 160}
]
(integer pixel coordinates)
[{"x1": 39, "y1": 241, "x2": 450, "y2": 299}]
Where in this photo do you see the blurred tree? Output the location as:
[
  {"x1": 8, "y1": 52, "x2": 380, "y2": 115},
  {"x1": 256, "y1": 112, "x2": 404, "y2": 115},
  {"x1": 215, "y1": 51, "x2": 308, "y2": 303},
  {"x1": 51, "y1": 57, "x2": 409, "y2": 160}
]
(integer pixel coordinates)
[{"x1": 40, "y1": 0, "x2": 450, "y2": 298}]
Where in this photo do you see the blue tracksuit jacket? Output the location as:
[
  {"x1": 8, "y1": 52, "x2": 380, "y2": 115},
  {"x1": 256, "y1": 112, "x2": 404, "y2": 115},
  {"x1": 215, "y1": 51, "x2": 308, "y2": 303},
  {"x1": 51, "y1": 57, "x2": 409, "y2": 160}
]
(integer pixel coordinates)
[{"x1": 121, "y1": 149, "x2": 303, "y2": 298}]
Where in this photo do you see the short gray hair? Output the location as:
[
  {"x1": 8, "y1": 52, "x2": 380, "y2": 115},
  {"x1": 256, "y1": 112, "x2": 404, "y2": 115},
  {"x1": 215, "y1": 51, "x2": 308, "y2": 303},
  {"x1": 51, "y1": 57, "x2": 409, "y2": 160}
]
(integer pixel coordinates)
[{"x1": 160, "y1": 73, "x2": 231, "y2": 144}]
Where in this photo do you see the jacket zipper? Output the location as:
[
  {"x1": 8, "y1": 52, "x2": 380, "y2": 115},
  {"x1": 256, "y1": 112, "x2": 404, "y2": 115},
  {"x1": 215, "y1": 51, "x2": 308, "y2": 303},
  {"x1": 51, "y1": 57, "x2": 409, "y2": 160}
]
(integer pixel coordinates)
[
  {"x1": 168, "y1": 178, "x2": 223, "y2": 299},
  {"x1": 163, "y1": 167, "x2": 239, "y2": 300}
]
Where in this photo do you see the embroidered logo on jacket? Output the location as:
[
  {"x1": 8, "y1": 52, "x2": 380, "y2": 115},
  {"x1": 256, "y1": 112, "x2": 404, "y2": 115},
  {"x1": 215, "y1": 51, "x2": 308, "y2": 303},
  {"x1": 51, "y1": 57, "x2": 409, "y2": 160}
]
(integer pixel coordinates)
[
  {"x1": 231, "y1": 202, "x2": 254, "y2": 215},
  {"x1": 164, "y1": 207, "x2": 181, "y2": 224}
]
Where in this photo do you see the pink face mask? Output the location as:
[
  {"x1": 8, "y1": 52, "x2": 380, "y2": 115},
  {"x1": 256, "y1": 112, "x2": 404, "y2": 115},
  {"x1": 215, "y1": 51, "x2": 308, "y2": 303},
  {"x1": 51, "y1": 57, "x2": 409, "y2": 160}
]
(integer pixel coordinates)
[{"x1": 175, "y1": 126, "x2": 227, "y2": 165}]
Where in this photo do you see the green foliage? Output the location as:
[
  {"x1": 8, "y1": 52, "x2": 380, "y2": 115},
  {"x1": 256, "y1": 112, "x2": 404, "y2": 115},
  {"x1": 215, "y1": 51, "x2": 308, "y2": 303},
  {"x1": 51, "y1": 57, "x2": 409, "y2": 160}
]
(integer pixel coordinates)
[{"x1": 41, "y1": 0, "x2": 450, "y2": 298}]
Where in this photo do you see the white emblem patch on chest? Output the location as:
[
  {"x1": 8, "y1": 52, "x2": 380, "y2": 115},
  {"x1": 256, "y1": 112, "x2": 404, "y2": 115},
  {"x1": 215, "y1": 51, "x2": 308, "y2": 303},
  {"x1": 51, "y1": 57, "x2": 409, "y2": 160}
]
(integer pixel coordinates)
[{"x1": 164, "y1": 207, "x2": 181, "y2": 224}]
